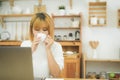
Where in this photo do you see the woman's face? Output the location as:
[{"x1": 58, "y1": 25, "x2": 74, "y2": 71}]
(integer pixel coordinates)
[{"x1": 32, "y1": 20, "x2": 49, "y2": 37}]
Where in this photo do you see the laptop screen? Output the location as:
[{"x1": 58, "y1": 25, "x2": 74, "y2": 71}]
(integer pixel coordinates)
[{"x1": 0, "y1": 47, "x2": 34, "y2": 80}]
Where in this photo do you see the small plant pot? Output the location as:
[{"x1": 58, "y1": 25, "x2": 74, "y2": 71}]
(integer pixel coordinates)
[{"x1": 59, "y1": 9, "x2": 66, "y2": 15}]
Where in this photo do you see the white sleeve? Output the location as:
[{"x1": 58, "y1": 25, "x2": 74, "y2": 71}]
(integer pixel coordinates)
[
  {"x1": 51, "y1": 42, "x2": 64, "y2": 70},
  {"x1": 20, "y1": 40, "x2": 32, "y2": 47}
]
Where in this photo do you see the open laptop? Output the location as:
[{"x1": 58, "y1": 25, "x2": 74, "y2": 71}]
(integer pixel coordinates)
[{"x1": 0, "y1": 47, "x2": 34, "y2": 80}]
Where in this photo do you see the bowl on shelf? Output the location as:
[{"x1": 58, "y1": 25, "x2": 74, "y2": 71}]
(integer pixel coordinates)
[
  {"x1": 12, "y1": 6, "x2": 22, "y2": 14},
  {"x1": 0, "y1": 31, "x2": 10, "y2": 40},
  {"x1": 65, "y1": 51, "x2": 74, "y2": 55}
]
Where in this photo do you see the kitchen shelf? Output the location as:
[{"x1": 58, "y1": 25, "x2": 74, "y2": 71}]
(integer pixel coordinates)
[
  {"x1": 57, "y1": 40, "x2": 81, "y2": 42},
  {"x1": 88, "y1": 2, "x2": 107, "y2": 27},
  {"x1": 83, "y1": 54, "x2": 120, "y2": 79},
  {"x1": 64, "y1": 54, "x2": 80, "y2": 59},
  {"x1": 0, "y1": 14, "x2": 33, "y2": 17},
  {"x1": 54, "y1": 27, "x2": 80, "y2": 29},
  {"x1": 52, "y1": 14, "x2": 82, "y2": 78},
  {"x1": 0, "y1": 40, "x2": 22, "y2": 46},
  {"x1": 85, "y1": 59, "x2": 120, "y2": 62},
  {"x1": 59, "y1": 41, "x2": 81, "y2": 46},
  {"x1": 52, "y1": 14, "x2": 81, "y2": 18}
]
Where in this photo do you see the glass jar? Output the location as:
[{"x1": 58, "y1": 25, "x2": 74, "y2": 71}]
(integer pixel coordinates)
[
  {"x1": 63, "y1": 35, "x2": 67, "y2": 40},
  {"x1": 86, "y1": 72, "x2": 92, "y2": 79},
  {"x1": 86, "y1": 72, "x2": 96, "y2": 79},
  {"x1": 99, "y1": 71, "x2": 107, "y2": 79}
]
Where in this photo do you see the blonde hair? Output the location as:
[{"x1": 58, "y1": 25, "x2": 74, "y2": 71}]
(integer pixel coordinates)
[{"x1": 29, "y1": 12, "x2": 54, "y2": 41}]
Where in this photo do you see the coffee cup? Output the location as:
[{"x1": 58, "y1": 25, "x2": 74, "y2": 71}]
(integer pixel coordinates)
[{"x1": 37, "y1": 33, "x2": 47, "y2": 42}]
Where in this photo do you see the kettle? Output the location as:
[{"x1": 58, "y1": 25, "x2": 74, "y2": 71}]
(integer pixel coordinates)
[{"x1": 75, "y1": 31, "x2": 80, "y2": 40}]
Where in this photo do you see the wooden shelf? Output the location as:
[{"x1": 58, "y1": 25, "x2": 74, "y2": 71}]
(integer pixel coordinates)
[
  {"x1": 85, "y1": 59, "x2": 120, "y2": 62},
  {"x1": 52, "y1": 14, "x2": 82, "y2": 78},
  {"x1": 88, "y1": 2, "x2": 107, "y2": 27},
  {"x1": 0, "y1": 14, "x2": 33, "y2": 17},
  {"x1": 54, "y1": 27, "x2": 80, "y2": 29},
  {"x1": 89, "y1": 2, "x2": 106, "y2": 6},
  {"x1": 0, "y1": 40, "x2": 22, "y2": 46},
  {"x1": 109, "y1": 78, "x2": 120, "y2": 80},
  {"x1": 64, "y1": 54, "x2": 80, "y2": 59},
  {"x1": 83, "y1": 54, "x2": 120, "y2": 79},
  {"x1": 52, "y1": 14, "x2": 81, "y2": 18},
  {"x1": 59, "y1": 41, "x2": 81, "y2": 46},
  {"x1": 89, "y1": 22, "x2": 107, "y2": 27}
]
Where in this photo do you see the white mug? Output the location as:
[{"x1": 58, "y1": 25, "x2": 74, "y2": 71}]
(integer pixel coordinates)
[{"x1": 37, "y1": 33, "x2": 47, "y2": 42}]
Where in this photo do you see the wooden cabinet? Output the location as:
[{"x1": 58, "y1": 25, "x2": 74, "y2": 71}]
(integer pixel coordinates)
[
  {"x1": 118, "y1": 9, "x2": 120, "y2": 27},
  {"x1": 59, "y1": 41, "x2": 81, "y2": 78},
  {"x1": 64, "y1": 57, "x2": 80, "y2": 78},
  {"x1": 83, "y1": 54, "x2": 120, "y2": 79},
  {"x1": 89, "y1": 2, "x2": 107, "y2": 27},
  {"x1": 52, "y1": 14, "x2": 82, "y2": 78}
]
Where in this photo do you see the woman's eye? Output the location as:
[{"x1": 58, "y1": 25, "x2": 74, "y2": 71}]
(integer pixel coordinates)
[
  {"x1": 43, "y1": 28, "x2": 48, "y2": 31},
  {"x1": 34, "y1": 27, "x2": 40, "y2": 31}
]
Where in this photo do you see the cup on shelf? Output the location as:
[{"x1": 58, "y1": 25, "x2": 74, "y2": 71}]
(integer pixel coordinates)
[
  {"x1": 12, "y1": 6, "x2": 22, "y2": 14},
  {"x1": 23, "y1": 8, "x2": 31, "y2": 14},
  {"x1": 63, "y1": 35, "x2": 67, "y2": 40},
  {"x1": 90, "y1": 16, "x2": 98, "y2": 25},
  {"x1": 99, "y1": 18, "x2": 105, "y2": 25}
]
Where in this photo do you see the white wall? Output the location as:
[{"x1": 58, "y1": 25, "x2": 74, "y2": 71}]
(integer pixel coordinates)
[
  {"x1": 1, "y1": 0, "x2": 119, "y2": 59},
  {"x1": 0, "y1": 0, "x2": 120, "y2": 74}
]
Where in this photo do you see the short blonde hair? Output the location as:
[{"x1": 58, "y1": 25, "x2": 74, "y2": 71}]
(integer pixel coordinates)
[{"x1": 29, "y1": 12, "x2": 54, "y2": 41}]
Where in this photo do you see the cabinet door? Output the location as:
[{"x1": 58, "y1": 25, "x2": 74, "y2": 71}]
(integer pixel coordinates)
[{"x1": 64, "y1": 58, "x2": 80, "y2": 78}]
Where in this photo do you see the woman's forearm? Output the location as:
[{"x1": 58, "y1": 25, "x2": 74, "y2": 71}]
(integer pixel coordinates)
[{"x1": 46, "y1": 49, "x2": 60, "y2": 77}]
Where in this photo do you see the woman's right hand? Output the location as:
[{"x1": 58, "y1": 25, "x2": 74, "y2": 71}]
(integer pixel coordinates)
[{"x1": 32, "y1": 35, "x2": 40, "y2": 52}]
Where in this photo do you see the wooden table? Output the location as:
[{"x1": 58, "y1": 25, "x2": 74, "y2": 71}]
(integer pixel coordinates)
[{"x1": 46, "y1": 78, "x2": 96, "y2": 80}]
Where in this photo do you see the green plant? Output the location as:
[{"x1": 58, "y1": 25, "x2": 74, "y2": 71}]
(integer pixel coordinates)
[{"x1": 58, "y1": 5, "x2": 65, "y2": 10}]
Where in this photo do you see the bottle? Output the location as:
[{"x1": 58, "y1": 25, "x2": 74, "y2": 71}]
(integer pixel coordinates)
[
  {"x1": 75, "y1": 31, "x2": 80, "y2": 40},
  {"x1": 68, "y1": 33, "x2": 73, "y2": 40}
]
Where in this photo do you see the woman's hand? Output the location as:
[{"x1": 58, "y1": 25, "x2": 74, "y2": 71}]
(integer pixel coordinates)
[
  {"x1": 44, "y1": 35, "x2": 54, "y2": 49},
  {"x1": 32, "y1": 35, "x2": 40, "y2": 52}
]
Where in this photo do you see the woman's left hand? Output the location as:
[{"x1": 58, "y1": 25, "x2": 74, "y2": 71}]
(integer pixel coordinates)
[{"x1": 44, "y1": 35, "x2": 54, "y2": 49}]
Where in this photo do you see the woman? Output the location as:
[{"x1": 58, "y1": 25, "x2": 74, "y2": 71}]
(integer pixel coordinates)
[{"x1": 21, "y1": 12, "x2": 64, "y2": 78}]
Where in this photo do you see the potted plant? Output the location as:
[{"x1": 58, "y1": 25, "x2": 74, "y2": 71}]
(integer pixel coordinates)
[
  {"x1": 58, "y1": 5, "x2": 65, "y2": 10},
  {"x1": 58, "y1": 5, "x2": 66, "y2": 15}
]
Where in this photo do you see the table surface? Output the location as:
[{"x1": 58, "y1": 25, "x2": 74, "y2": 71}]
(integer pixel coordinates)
[{"x1": 45, "y1": 78, "x2": 96, "y2": 80}]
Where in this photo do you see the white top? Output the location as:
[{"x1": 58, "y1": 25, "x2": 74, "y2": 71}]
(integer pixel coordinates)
[{"x1": 21, "y1": 40, "x2": 64, "y2": 78}]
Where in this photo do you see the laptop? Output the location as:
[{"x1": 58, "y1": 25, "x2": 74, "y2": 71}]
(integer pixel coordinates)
[{"x1": 0, "y1": 47, "x2": 34, "y2": 80}]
